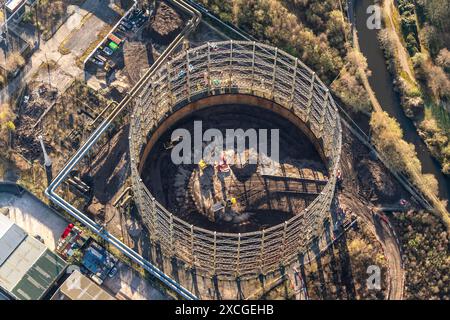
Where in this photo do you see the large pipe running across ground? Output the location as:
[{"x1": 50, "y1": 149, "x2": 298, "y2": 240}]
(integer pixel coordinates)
[{"x1": 46, "y1": 0, "x2": 202, "y2": 301}]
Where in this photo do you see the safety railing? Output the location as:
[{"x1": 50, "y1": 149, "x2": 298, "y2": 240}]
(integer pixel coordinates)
[{"x1": 130, "y1": 40, "x2": 342, "y2": 279}]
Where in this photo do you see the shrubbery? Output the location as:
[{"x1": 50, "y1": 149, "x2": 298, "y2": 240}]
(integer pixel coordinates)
[
  {"x1": 392, "y1": 210, "x2": 449, "y2": 299},
  {"x1": 198, "y1": 0, "x2": 348, "y2": 84},
  {"x1": 398, "y1": 0, "x2": 421, "y2": 56},
  {"x1": 198, "y1": 0, "x2": 371, "y2": 113}
]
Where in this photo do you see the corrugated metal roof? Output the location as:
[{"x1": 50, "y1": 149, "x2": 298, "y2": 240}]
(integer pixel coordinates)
[
  {"x1": 0, "y1": 236, "x2": 46, "y2": 291},
  {"x1": 11, "y1": 250, "x2": 67, "y2": 300},
  {"x1": 0, "y1": 224, "x2": 27, "y2": 266},
  {"x1": 0, "y1": 212, "x2": 14, "y2": 239}
]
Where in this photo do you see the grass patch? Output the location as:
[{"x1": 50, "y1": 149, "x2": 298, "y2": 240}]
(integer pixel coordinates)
[
  {"x1": 77, "y1": 24, "x2": 112, "y2": 67},
  {"x1": 425, "y1": 102, "x2": 450, "y2": 137},
  {"x1": 58, "y1": 37, "x2": 72, "y2": 55}
]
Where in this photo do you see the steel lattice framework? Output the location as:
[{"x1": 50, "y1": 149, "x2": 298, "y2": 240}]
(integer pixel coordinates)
[{"x1": 129, "y1": 41, "x2": 342, "y2": 279}]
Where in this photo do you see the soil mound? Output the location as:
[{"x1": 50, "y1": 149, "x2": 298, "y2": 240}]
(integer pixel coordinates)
[{"x1": 147, "y1": 2, "x2": 183, "y2": 45}]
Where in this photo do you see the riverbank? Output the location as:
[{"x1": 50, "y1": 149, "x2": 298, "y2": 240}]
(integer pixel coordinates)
[
  {"x1": 379, "y1": 0, "x2": 450, "y2": 177},
  {"x1": 353, "y1": 0, "x2": 450, "y2": 228}
]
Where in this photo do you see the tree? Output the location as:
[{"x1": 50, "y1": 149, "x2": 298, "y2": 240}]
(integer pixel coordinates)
[
  {"x1": 370, "y1": 111, "x2": 421, "y2": 173},
  {"x1": 331, "y1": 49, "x2": 371, "y2": 113},
  {"x1": 436, "y1": 48, "x2": 450, "y2": 73},
  {"x1": 4, "y1": 52, "x2": 25, "y2": 74},
  {"x1": 326, "y1": 10, "x2": 350, "y2": 54},
  {"x1": 0, "y1": 103, "x2": 15, "y2": 150},
  {"x1": 414, "y1": 55, "x2": 450, "y2": 101}
]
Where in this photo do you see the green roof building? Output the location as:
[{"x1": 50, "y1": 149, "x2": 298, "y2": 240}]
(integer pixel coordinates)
[{"x1": 0, "y1": 213, "x2": 67, "y2": 300}]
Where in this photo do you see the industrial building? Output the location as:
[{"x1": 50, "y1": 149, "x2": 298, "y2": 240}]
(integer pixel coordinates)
[
  {"x1": 51, "y1": 270, "x2": 115, "y2": 300},
  {"x1": 4, "y1": 0, "x2": 36, "y2": 22},
  {"x1": 0, "y1": 213, "x2": 67, "y2": 300}
]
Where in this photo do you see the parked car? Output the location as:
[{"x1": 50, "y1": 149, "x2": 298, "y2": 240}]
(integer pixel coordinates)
[
  {"x1": 108, "y1": 266, "x2": 118, "y2": 278},
  {"x1": 120, "y1": 20, "x2": 133, "y2": 30},
  {"x1": 108, "y1": 33, "x2": 123, "y2": 46},
  {"x1": 133, "y1": 15, "x2": 148, "y2": 29},
  {"x1": 95, "y1": 54, "x2": 107, "y2": 64},
  {"x1": 108, "y1": 41, "x2": 119, "y2": 52},
  {"x1": 90, "y1": 57, "x2": 104, "y2": 66},
  {"x1": 117, "y1": 24, "x2": 128, "y2": 33},
  {"x1": 102, "y1": 46, "x2": 114, "y2": 56}
]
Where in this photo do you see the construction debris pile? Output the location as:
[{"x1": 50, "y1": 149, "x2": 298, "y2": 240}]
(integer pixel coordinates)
[
  {"x1": 147, "y1": 2, "x2": 183, "y2": 44},
  {"x1": 14, "y1": 84, "x2": 57, "y2": 160}
]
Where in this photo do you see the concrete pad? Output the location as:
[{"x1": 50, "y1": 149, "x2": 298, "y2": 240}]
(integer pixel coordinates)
[
  {"x1": 103, "y1": 262, "x2": 168, "y2": 300},
  {"x1": 0, "y1": 192, "x2": 67, "y2": 250}
]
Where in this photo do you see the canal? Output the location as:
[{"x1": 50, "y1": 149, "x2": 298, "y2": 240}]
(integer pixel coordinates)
[{"x1": 352, "y1": 0, "x2": 450, "y2": 209}]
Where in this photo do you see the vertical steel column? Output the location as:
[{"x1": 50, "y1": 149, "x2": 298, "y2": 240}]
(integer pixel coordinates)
[
  {"x1": 213, "y1": 231, "x2": 217, "y2": 274},
  {"x1": 166, "y1": 62, "x2": 173, "y2": 112},
  {"x1": 260, "y1": 229, "x2": 265, "y2": 274},
  {"x1": 298, "y1": 209, "x2": 307, "y2": 251},
  {"x1": 229, "y1": 40, "x2": 233, "y2": 90},
  {"x1": 236, "y1": 233, "x2": 241, "y2": 276},
  {"x1": 190, "y1": 224, "x2": 195, "y2": 267},
  {"x1": 305, "y1": 72, "x2": 316, "y2": 123},
  {"x1": 271, "y1": 48, "x2": 278, "y2": 98},
  {"x1": 151, "y1": 83, "x2": 157, "y2": 124},
  {"x1": 186, "y1": 50, "x2": 192, "y2": 102},
  {"x1": 169, "y1": 213, "x2": 174, "y2": 256},
  {"x1": 289, "y1": 58, "x2": 298, "y2": 110},
  {"x1": 281, "y1": 221, "x2": 288, "y2": 264},
  {"x1": 251, "y1": 41, "x2": 256, "y2": 91},
  {"x1": 150, "y1": 195, "x2": 158, "y2": 241},
  {"x1": 207, "y1": 42, "x2": 211, "y2": 95},
  {"x1": 319, "y1": 89, "x2": 329, "y2": 138}
]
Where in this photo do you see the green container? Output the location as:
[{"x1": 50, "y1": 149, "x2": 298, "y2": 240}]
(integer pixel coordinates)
[{"x1": 108, "y1": 42, "x2": 119, "y2": 51}]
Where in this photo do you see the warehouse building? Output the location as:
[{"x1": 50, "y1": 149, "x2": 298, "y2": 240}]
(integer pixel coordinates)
[
  {"x1": 0, "y1": 213, "x2": 67, "y2": 300},
  {"x1": 51, "y1": 270, "x2": 115, "y2": 300}
]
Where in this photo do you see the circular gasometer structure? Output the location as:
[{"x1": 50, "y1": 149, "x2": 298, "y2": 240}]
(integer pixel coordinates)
[{"x1": 130, "y1": 41, "x2": 342, "y2": 280}]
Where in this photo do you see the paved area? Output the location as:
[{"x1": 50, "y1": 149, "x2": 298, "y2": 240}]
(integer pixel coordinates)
[
  {"x1": 103, "y1": 262, "x2": 168, "y2": 300},
  {"x1": 0, "y1": 0, "x2": 121, "y2": 102},
  {"x1": 64, "y1": 0, "x2": 120, "y2": 58},
  {"x1": 0, "y1": 192, "x2": 66, "y2": 250},
  {"x1": 0, "y1": 188, "x2": 168, "y2": 300}
]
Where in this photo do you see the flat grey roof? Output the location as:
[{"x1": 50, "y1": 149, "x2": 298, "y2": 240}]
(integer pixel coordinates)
[
  {"x1": 0, "y1": 211, "x2": 14, "y2": 238},
  {"x1": 54, "y1": 270, "x2": 115, "y2": 300},
  {"x1": 0, "y1": 224, "x2": 27, "y2": 266}
]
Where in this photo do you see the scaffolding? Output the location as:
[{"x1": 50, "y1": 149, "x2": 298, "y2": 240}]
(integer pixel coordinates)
[{"x1": 130, "y1": 40, "x2": 342, "y2": 280}]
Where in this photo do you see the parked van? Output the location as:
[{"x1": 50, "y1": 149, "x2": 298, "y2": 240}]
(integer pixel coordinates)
[{"x1": 95, "y1": 54, "x2": 107, "y2": 64}]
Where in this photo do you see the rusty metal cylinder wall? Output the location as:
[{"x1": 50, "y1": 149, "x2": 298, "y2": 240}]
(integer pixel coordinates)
[{"x1": 129, "y1": 41, "x2": 342, "y2": 280}]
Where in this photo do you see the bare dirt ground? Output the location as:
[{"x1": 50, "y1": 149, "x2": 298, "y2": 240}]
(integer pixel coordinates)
[
  {"x1": 82, "y1": 124, "x2": 130, "y2": 206},
  {"x1": 103, "y1": 261, "x2": 167, "y2": 300},
  {"x1": 382, "y1": 0, "x2": 415, "y2": 82},
  {"x1": 338, "y1": 124, "x2": 406, "y2": 299},
  {"x1": 122, "y1": 40, "x2": 155, "y2": 84},
  {"x1": 13, "y1": 81, "x2": 58, "y2": 160},
  {"x1": 147, "y1": 1, "x2": 184, "y2": 45}
]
